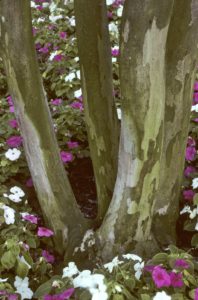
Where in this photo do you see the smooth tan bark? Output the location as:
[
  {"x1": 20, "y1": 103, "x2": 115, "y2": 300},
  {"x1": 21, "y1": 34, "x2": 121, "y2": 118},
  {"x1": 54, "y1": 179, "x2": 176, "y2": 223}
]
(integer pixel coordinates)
[
  {"x1": 0, "y1": 0, "x2": 90, "y2": 257},
  {"x1": 74, "y1": 0, "x2": 119, "y2": 222}
]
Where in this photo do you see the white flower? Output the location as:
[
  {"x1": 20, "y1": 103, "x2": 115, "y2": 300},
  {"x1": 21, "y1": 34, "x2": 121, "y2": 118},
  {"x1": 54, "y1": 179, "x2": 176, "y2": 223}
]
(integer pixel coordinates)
[
  {"x1": 10, "y1": 186, "x2": 25, "y2": 197},
  {"x1": 68, "y1": 16, "x2": 75, "y2": 26},
  {"x1": 65, "y1": 72, "x2": 76, "y2": 82},
  {"x1": 2, "y1": 205, "x2": 15, "y2": 224},
  {"x1": 5, "y1": 148, "x2": 21, "y2": 161},
  {"x1": 76, "y1": 70, "x2": 81, "y2": 79},
  {"x1": 195, "y1": 222, "x2": 198, "y2": 231},
  {"x1": 62, "y1": 262, "x2": 79, "y2": 278},
  {"x1": 106, "y1": 0, "x2": 114, "y2": 5},
  {"x1": 108, "y1": 23, "x2": 118, "y2": 34},
  {"x1": 42, "y1": 2, "x2": 49, "y2": 8},
  {"x1": 180, "y1": 205, "x2": 191, "y2": 215},
  {"x1": 104, "y1": 256, "x2": 123, "y2": 273},
  {"x1": 14, "y1": 276, "x2": 33, "y2": 300},
  {"x1": 0, "y1": 278, "x2": 8, "y2": 282},
  {"x1": 122, "y1": 253, "x2": 142, "y2": 262},
  {"x1": 112, "y1": 57, "x2": 117, "y2": 63},
  {"x1": 189, "y1": 206, "x2": 198, "y2": 219},
  {"x1": 134, "y1": 261, "x2": 144, "y2": 280},
  {"x1": 49, "y1": 50, "x2": 59, "y2": 61},
  {"x1": 73, "y1": 271, "x2": 107, "y2": 300},
  {"x1": 36, "y1": 17, "x2": 45, "y2": 23},
  {"x1": 153, "y1": 291, "x2": 171, "y2": 300},
  {"x1": 49, "y1": 2, "x2": 57, "y2": 13},
  {"x1": 191, "y1": 104, "x2": 198, "y2": 112},
  {"x1": 30, "y1": 1, "x2": 36, "y2": 8},
  {"x1": 117, "y1": 108, "x2": 122, "y2": 120},
  {"x1": 74, "y1": 89, "x2": 82, "y2": 98},
  {"x1": 117, "y1": 6, "x2": 123, "y2": 17},
  {"x1": 74, "y1": 57, "x2": 79, "y2": 62},
  {"x1": 192, "y1": 178, "x2": 198, "y2": 189},
  {"x1": 49, "y1": 15, "x2": 63, "y2": 22}
]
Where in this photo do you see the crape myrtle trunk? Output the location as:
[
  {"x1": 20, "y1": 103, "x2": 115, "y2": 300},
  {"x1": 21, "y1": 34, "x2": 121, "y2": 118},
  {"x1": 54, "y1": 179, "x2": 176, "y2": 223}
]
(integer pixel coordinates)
[
  {"x1": 97, "y1": 0, "x2": 173, "y2": 260},
  {"x1": 152, "y1": 0, "x2": 198, "y2": 247},
  {"x1": 74, "y1": 0, "x2": 120, "y2": 222},
  {"x1": 0, "y1": 0, "x2": 90, "y2": 257}
]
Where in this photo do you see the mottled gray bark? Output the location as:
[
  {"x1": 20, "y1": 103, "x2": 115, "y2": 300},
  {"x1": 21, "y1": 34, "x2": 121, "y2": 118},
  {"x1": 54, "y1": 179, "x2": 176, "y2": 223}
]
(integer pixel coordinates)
[
  {"x1": 152, "y1": 0, "x2": 198, "y2": 247},
  {"x1": 97, "y1": 0, "x2": 175, "y2": 261},
  {"x1": 0, "y1": 0, "x2": 90, "y2": 257},
  {"x1": 74, "y1": 0, "x2": 119, "y2": 222}
]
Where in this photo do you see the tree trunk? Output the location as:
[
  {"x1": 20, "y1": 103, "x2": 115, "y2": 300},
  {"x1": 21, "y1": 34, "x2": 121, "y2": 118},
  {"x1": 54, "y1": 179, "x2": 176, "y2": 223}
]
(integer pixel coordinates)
[
  {"x1": 0, "y1": 0, "x2": 89, "y2": 257},
  {"x1": 97, "y1": 0, "x2": 174, "y2": 261},
  {"x1": 152, "y1": 0, "x2": 198, "y2": 247},
  {"x1": 74, "y1": 0, "x2": 120, "y2": 222}
]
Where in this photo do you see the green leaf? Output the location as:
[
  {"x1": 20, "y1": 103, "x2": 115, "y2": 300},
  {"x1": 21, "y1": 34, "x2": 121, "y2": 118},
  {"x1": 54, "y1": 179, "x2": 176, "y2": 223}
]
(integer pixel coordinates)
[
  {"x1": 191, "y1": 233, "x2": 198, "y2": 247},
  {"x1": 16, "y1": 259, "x2": 29, "y2": 278},
  {"x1": 112, "y1": 294, "x2": 125, "y2": 300},
  {"x1": 124, "y1": 278, "x2": 136, "y2": 292},
  {"x1": 141, "y1": 294, "x2": 151, "y2": 300},
  {"x1": 172, "y1": 293, "x2": 184, "y2": 300},
  {"x1": 151, "y1": 252, "x2": 168, "y2": 264},
  {"x1": 193, "y1": 194, "x2": 198, "y2": 205},
  {"x1": 34, "y1": 280, "x2": 52, "y2": 298},
  {"x1": 1, "y1": 250, "x2": 17, "y2": 269}
]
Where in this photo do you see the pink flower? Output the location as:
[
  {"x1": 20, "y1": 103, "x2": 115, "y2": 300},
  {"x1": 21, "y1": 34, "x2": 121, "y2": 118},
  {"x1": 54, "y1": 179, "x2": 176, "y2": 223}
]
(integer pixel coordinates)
[
  {"x1": 184, "y1": 166, "x2": 196, "y2": 177},
  {"x1": 6, "y1": 136, "x2": 23, "y2": 148},
  {"x1": 194, "y1": 81, "x2": 198, "y2": 91},
  {"x1": 194, "y1": 92, "x2": 198, "y2": 103},
  {"x1": 67, "y1": 141, "x2": 79, "y2": 149},
  {"x1": 53, "y1": 54, "x2": 63, "y2": 62},
  {"x1": 187, "y1": 137, "x2": 196, "y2": 147},
  {"x1": 195, "y1": 288, "x2": 198, "y2": 300},
  {"x1": 174, "y1": 259, "x2": 189, "y2": 269},
  {"x1": 42, "y1": 250, "x2": 55, "y2": 263},
  {"x1": 170, "y1": 272, "x2": 183, "y2": 288},
  {"x1": 26, "y1": 178, "x2": 33, "y2": 187},
  {"x1": 59, "y1": 31, "x2": 67, "y2": 39},
  {"x1": 60, "y1": 151, "x2": 73, "y2": 163},
  {"x1": 37, "y1": 227, "x2": 54, "y2": 237},
  {"x1": 107, "y1": 11, "x2": 113, "y2": 19},
  {"x1": 44, "y1": 288, "x2": 74, "y2": 300},
  {"x1": 185, "y1": 146, "x2": 196, "y2": 161},
  {"x1": 144, "y1": 265, "x2": 155, "y2": 273},
  {"x1": 152, "y1": 266, "x2": 171, "y2": 288},
  {"x1": 183, "y1": 189, "x2": 195, "y2": 200},
  {"x1": 39, "y1": 47, "x2": 49, "y2": 54},
  {"x1": 70, "y1": 101, "x2": 83, "y2": 110},
  {"x1": 36, "y1": 5, "x2": 43, "y2": 10},
  {"x1": 8, "y1": 119, "x2": 18, "y2": 128},
  {"x1": 111, "y1": 48, "x2": 119, "y2": 56},
  {"x1": 194, "y1": 118, "x2": 198, "y2": 123},
  {"x1": 51, "y1": 98, "x2": 62, "y2": 106},
  {"x1": 22, "y1": 243, "x2": 30, "y2": 251},
  {"x1": 9, "y1": 106, "x2": 15, "y2": 113},
  {"x1": 7, "y1": 95, "x2": 13, "y2": 106},
  {"x1": 32, "y1": 27, "x2": 37, "y2": 36},
  {"x1": 22, "y1": 214, "x2": 38, "y2": 224}
]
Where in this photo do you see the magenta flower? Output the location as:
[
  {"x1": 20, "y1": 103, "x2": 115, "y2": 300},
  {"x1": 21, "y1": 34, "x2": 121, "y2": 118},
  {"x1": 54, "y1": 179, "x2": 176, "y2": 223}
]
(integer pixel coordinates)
[
  {"x1": 152, "y1": 266, "x2": 171, "y2": 288},
  {"x1": 59, "y1": 31, "x2": 67, "y2": 39},
  {"x1": 194, "y1": 92, "x2": 198, "y2": 103},
  {"x1": 60, "y1": 151, "x2": 73, "y2": 163},
  {"x1": 32, "y1": 27, "x2": 37, "y2": 36},
  {"x1": 144, "y1": 265, "x2": 155, "y2": 273},
  {"x1": 194, "y1": 118, "x2": 198, "y2": 123},
  {"x1": 111, "y1": 48, "x2": 119, "y2": 56},
  {"x1": 107, "y1": 11, "x2": 113, "y2": 19},
  {"x1": 9, "y1": 106, "x2": 15, "y2": 113},
  {"x1": 39, "y1": 47, "x2": 49, "y2": 54},
  {"x1": 51, "y1": 98, "x2": 62, "y2": 106},
  {"x1": 187, "y1": 137, "x2": 196, "y2": 146},
  {"x1": 8, "y1": 119, "x2": 18, "y2": 128},
  {"x1": 37, "y1": 227, "x2": 54, "y2": 237},
  {"x1": 36, "y1": 5, "x2": 43, "y2": 10},
  {"x1": 42, "y1": 250, "x2": 55, "y2": 264},
  {"x1": 174, "y1": 259, "x2": 189, "y2": 269},
  {"x1": 7, "y1": 95, "x2": 13, "y2": 106},
  {"x1": 67, "y1": 141, "x2": 79, "y2": 149},
  {"x1": 44, "y1": 288, "x2": 74, "y2": 300},
  {"x1": 53, "y1": 54, "x2": 63, "y2": 62},
  {"x1": 195, "y1": 288, "x2": 198, "y2": 300},
  {"x1": 22, "y1": 214, "x2": 38, "y2": 224},
  {"x1": 6, "y1": 136, "x2": 23, "y2": 148},
  {"x1": 183, "y1": 189, "x2": 195, "y2": 200},
  {"x1": 184, "y1": 166, "x2": 196, "y2": 177},
  {"x1": 170, "y1": 272, "x2": 183, "y2": 288},
  {"x1": 26, "y1": 178, "x2": 33, "y2": 187},
  {"x1": 70, "y1": 101, "x2": 83, "y2": 110},
  {"x1": 194, "y1": 81, "x2": 198, "y2": 91},
  {"x1": 185, "y1": 146, "x2": 196, "y2": 161}
]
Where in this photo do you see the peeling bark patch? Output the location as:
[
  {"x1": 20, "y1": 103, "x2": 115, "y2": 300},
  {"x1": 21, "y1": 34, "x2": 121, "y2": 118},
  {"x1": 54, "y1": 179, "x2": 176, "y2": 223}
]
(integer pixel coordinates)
[
  {"x1": 190, "y1": 0, "x2": 198, "y2": 25},
  {"x1": 1, "y1": 16, "x2": 5, "y2": 23},
  {"x1": 127, "y1": 198, "x2": 138, "y2": 215},
  {"x1": 123, "y1": 19, "x2": 130, "y2": 43},
  {"x1": 157, "y1": 204, "x2": 169, "y2": 215}
]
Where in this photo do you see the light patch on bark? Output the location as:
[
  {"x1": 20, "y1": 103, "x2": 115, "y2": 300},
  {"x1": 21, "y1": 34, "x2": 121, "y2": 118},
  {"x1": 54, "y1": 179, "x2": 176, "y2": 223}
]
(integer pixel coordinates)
[
  {"x1": 141, "y1": 18, "x2": 168, "y2": 159},
  {"x1": 134, "y1": 161, "x2": 160, "y2": 241},
  {"x1": 127, "y1": 198, "x2": 138, "y2": 215},
  {"x1": 123, "y1": 19, "x2": 130, "y2": 43},
  {"x1": 1, "y1": 16, "x2": 5, "y2": 23},
  {"x1": 126, "y1": 157, "x2": 142, "y2": 188},
  {"x1": 175, "y1": 55, "x2": 192, "y2": 82},
  {"x1": 157, "y1": 204, "x2": 169, "y2": 215},
  {"x1": 190, "y1": 0, "x2": 198, "y2": 25},
  {"x1": 99, "y1": 166, "x2": 105, "y2": 175}
]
